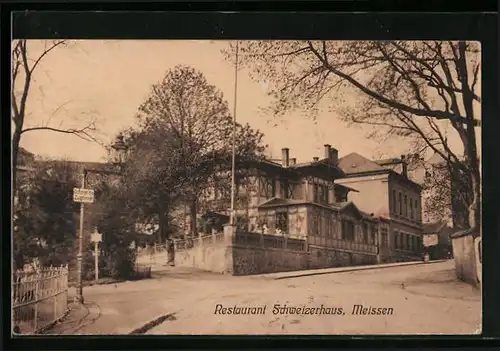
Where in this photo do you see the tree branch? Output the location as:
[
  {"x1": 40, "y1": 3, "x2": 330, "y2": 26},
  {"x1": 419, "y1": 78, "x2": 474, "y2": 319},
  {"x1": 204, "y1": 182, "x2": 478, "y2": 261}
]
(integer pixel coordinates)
[{"x1": 306, "y1": 41, "x2": 475, "y2": 125}]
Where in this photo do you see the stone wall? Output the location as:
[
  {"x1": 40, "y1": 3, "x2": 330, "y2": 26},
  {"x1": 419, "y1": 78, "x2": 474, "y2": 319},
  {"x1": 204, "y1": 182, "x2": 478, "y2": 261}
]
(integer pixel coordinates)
[
  {"x1": 175, "y1": 242, "x2": 232, "y2": 274},
  {"x1": 137, "y1": 226, "x2": 418, "y2": 276},
  {"x1": 232, "y1": 245, "x2": 309, "y2": 275},
  {"x1": 451, "y1": 232, "x2": 480, "y2": 287},
  {"x1": 308, "y1": 245, "x2": 377, "y2": 269}
]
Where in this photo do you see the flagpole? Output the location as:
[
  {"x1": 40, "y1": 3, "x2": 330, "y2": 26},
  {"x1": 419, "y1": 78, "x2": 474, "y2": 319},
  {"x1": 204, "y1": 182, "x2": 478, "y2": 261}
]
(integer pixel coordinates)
[{"x1": 230, "y1": 41, "x2": 239, "y2": 226}]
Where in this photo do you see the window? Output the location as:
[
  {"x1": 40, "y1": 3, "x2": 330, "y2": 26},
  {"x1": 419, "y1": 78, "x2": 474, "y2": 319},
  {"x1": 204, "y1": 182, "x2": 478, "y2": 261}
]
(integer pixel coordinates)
[
  {"x1": 414, "y1": 201, "x2": 419, "y2": 221},
  {"x1": 312, "y1": 214, "x2": 320, "y2": 236},
  {"x1": 404, "y1": 195, "x2": 408, "y2": 217},
  {"x1": 398, "y1": 192, "x2": 402, "y2": 215},
  {"x1": 370, "y1": 225, "x2": 377, "y2": 245},
  {"x1": 260, "y1": 177, "x2": 276, "y2": 198},
  {"x1": 270, "y1": 179, "x2": 276, "y2": 197},
  {"x1": 318, "y1": 185, "x2": 325, "y2": 204},
  {"x1": 362, "y1": 222, "x2": 368, "y2": 243},
  {"x1": 313, "y1": 183, "x2": 319, "y2": 203},
  {"x1": 322, "y1": 185, "x2": 329, "y2": 204},
  {"x1": 314, "y1": 184, "x2": 328, "y2": 205},
  {"x1": 326, "y1": 216, "x2": 331, "y2": 237},
  {"x1": 276, "y1": 212, "x2": 288, "y2": 234},
  {"x1": 335, "y1": 191, "x2": 347, "y2": 203},
  {"x1": 281, "y1": 179, "x2": 289, "y2": 199},
  {"x1": 409, "y1": 199, "x2": 414, "y2": 219},
  {"x1": 392, "y1": 190, "x2": 396, "y2": 212},
  {"x1": 381, "y1": 228, "x2": 388, "y2": 248},
  {"x1": 341, "y1": 220, "x2": 355, "y2": 241},
  {"x1": 406, "y1": 234, "x2": 411, "y2": 251},
  {"x1": 394, "y1": 231, "x2": 399, "y2": 249}
]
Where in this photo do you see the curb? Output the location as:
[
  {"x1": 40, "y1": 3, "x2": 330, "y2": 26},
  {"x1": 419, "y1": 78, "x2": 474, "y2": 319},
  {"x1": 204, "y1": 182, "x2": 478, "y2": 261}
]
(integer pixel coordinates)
[
  {"x1": 128, "y1": 313, "x2": 177, "y2": 334},
  {"x1": 274, "y1": 259, "x2": 449, "y2": 280}
]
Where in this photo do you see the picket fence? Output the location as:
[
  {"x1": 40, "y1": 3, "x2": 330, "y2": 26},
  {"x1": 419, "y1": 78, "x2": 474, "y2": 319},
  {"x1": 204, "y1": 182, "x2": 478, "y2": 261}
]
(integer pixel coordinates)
[{"x1": 12, "y1": 265, "x2": 69, "y2": 334}]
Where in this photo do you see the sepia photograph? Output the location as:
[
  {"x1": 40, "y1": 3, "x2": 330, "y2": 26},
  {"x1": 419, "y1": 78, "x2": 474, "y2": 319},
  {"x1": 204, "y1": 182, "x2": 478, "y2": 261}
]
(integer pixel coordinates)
[{"x1": 11, "y1": 39, "x2": 482, "y2": 336}]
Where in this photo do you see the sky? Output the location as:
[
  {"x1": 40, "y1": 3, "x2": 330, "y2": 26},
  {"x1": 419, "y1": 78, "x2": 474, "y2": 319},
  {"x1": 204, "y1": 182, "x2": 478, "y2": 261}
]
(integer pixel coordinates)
[{"x1": 17, "y1": 40, "x2": 480, "y2": 164}]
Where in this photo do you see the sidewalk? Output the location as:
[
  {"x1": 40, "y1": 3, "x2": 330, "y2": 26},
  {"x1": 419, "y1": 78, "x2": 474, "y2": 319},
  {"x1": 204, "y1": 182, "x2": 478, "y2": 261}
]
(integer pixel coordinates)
[
  {"x1": 259, "y1": 259, "x2": 449, "y2": 280},
  {"x1": 46, "y1": 277, "x2": 180, "y2": 335}
]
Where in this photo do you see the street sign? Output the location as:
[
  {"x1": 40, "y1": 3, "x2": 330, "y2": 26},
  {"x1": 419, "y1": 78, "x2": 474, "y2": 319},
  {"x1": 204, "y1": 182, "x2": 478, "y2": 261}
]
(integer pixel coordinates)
[
  {"x1": 91, "y1": 230, "x2": 102, "y2": 243},
  {"x1": 91, "y1": 250, "x2": 101, "y2": 256},
  {"x1": 73, "y1": 188, "x2": 95, "y2": 203},
  {"x1": 423, "y1": 234, "x2": 439, "y2": 247}
]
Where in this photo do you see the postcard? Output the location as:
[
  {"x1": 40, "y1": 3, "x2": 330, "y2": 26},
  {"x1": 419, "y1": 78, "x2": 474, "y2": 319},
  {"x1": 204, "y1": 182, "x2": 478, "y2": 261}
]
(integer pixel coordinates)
[{"x1": 12, "y1": 39, "x2": 482, "y2": 336}]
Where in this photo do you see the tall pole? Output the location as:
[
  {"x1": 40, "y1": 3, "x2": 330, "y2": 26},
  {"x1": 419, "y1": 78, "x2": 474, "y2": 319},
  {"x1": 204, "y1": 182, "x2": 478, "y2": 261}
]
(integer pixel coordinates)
[
  {"x1": 75, "y1": 170, "x2": 85, "y2": 304},
  {"x1": 94, "y1": 241, "x2": 99, "y2": 282},
  {"x1": 230, "y1": 41, "x2": 239, "y2": 226}
]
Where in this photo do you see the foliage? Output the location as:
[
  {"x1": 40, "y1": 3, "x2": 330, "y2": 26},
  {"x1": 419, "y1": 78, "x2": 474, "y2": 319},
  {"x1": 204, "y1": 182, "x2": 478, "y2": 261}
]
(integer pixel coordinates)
[
  {"x1": 115, "y1": 65, "x2": 266, "y2": 241},
  {"x1": 421, "y1": 161, "x2": 473, "y2": 229},
  {"x1": 13, "y1": 161, "x2": 80, "y2": 269},
  {"x1": 227, "y1": 41, "x2": 481, "y2": 231},
  {"x1": 86, "y1": 177, "x2": 138, "y2": 280}
]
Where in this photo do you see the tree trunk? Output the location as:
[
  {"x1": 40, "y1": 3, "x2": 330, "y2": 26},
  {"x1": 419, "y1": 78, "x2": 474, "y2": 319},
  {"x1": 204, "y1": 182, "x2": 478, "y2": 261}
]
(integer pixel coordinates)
[
  {"x1": 190, "y1": 199, "x2": 197, "y2": 237},
  {"x1": 158, "y1": 208, "x2": 164, "y2": 244},
  {"x1": 464, "y1": 115, "x2": 481, "y2": 236},
  {"x1": 12, "y1": 129, "x2": 21, "y2": 198},
  {"x1": 468, "y1": 169, "x2": 481, "y2": 236}
]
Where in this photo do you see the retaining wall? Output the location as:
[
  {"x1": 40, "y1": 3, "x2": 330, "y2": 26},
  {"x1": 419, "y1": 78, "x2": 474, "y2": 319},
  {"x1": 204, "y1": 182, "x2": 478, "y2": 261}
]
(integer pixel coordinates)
[{"x1": 451, "y1": 232, "x2": 480, "y2": 287}]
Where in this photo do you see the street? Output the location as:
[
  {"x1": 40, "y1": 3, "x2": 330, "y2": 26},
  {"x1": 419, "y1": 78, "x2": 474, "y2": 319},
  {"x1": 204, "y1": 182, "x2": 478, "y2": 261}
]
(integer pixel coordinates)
[{"x1": 58, "y1": 260, "x2": 480, "y2": 335}]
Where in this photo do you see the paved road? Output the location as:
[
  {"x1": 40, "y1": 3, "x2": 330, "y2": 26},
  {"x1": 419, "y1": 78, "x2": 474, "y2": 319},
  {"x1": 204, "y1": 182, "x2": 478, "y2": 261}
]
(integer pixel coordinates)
[
  {"x1": 59, "y1": 260, "x2": 480, "y2": 335},
  {"x1": 145, "y1": 260, "x2": 481, "y2": 335}
]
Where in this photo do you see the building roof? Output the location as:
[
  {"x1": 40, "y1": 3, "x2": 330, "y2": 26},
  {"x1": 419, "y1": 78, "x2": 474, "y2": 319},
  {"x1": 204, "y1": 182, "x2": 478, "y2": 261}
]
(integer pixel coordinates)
[
  {"x1": 258, "y1": 198, "x2": 309, "y2": 208},
  {"x1": 426, "y1": 153, "x2": 447, "y2": 165},
  {"x1": 375, "y1": 158, "x2": 402, "y2": 166},
  {"x1": 422, "y1": 220, "x2": 448, "y2": 234},
  {"x1": 258, "y1": 198, "x2": 376, "y2": 221},
  {"x1": 333, "y1": 181, "x2": 359, "y2": 193},
  {"x1": 338, "y1": 152, "x2": 387, "y2": 174}
]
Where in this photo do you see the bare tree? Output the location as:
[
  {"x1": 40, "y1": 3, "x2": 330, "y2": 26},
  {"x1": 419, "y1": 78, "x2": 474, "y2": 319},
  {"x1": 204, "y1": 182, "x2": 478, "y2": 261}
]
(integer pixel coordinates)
[
  {"x1": 225, "y1": 40, "x2": 481, "y2": 235},
  {"x1": 11, "y1": 40, "x2": 99, "y2": 193}
]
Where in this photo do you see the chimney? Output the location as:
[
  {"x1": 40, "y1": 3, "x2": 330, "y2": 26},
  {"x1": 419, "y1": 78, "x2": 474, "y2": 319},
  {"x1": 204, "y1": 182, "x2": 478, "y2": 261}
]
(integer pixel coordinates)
[
  {"x1": 282, "y1": 148, "x2": 290, "y2": 167},
  {"x1": 329, "y1": 147, "x2": 338, "y2": 165},
  {"x1": 401, "y1": 154, "x2": 408, "y2": 177},
  {"x1": 313, "y1": 157, "x2": 319, "y2": 162},
  {"x1": 290, "y1": 158, "x2": 296, "y2": 166},
  {"x1": 324, "y1": 144, "x2": 331, "y2": 159}
]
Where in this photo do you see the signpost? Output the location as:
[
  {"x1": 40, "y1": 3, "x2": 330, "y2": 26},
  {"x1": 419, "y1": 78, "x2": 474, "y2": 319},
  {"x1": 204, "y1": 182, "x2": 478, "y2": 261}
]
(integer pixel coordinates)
[
  {"x1": 73, "y1": 188, "x2": 95, "y2": 204},
  {"x1": 91, "y1": 228, "x2": 102, "y2": 282},
  {"x1": 73, "y1": 186, "x2": 95, "y2": 301}
]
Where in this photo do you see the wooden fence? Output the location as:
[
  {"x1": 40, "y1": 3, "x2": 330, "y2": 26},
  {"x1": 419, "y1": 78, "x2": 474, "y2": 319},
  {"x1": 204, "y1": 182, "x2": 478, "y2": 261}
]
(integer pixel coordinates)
[{"x1": 12, "y1": 266, "x2": 69, "y2": 335}]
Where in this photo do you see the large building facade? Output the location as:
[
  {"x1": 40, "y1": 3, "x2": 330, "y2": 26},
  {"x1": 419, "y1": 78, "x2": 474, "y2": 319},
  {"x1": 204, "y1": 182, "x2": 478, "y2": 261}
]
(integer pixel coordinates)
[{"x1": 193, "y1": 144, "x2": 424, "y2": 263}]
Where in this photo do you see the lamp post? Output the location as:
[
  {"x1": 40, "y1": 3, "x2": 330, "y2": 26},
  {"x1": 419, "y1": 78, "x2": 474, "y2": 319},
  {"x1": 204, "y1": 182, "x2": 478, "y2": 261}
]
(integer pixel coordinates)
[{"x1": 74, "y1": 135, "x2": 127, "y2": 304}]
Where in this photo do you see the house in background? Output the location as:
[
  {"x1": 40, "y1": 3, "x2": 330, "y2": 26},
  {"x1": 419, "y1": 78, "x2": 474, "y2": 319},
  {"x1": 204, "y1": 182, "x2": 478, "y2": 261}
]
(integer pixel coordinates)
[
  {"x1": 422, "y1": 220, "x2": 454, "y2": 260},
  {"x1": 336, "y1": 152, "x2": 423, "y2": 262}
]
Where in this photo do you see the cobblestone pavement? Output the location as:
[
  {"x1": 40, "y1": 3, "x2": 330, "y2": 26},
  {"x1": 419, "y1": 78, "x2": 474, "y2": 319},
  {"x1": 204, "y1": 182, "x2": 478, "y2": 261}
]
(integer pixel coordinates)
[{"x1": 48, "y1": 260, "x2": 480, "y2": 335}]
